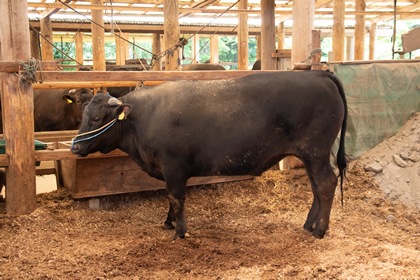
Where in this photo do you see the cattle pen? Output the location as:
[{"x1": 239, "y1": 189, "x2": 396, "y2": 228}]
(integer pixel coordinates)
[{"x1": 1, "y1": 1, "x2": 420, "y2": 279}]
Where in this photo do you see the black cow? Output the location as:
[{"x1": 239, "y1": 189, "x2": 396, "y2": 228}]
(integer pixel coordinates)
[
  {"x1": 71, "y1": 71, "x2": 347, "y2": 240},
  {"x1": 34, "y1": 88, "x2": 93, "y2": 131}
]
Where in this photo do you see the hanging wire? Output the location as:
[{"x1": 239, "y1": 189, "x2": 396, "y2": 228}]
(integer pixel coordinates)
[
  {"x1": 59, "y1": 21, "x2": 85, "y2": 64},
  {"x1": 29, "y1": 24, "x2": 84, "y2": 66}
]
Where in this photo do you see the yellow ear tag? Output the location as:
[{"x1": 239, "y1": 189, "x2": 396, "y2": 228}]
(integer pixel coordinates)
[
  {"x1": 66, "y1": 98, "x2": 73, "y2": 104},
  {"x1": 118, "y1": 111, "x2": 125, "y2": 120}
]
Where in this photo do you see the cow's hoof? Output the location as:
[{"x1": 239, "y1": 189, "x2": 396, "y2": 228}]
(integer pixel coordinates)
[
  {"x1": 164, "y1": 221, "x2": 175, "y2": 230},
  {"x1": 303, "y1": 223, "x2": 314, "y2": 233},
  {"x1": 173, "y1": 232, "x2": 190, "y2": 241},
  {"x1": 312, "y1": 229, "x2": 326, "y2": 239}
]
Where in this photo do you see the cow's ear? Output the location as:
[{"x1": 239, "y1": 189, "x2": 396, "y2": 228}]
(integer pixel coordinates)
[
  {"x1": 82, "y1": 102, "x2": 89, "y2": 111},
  {"x1": 114, "y1": 104, "x2": 131, "y2": 120},
  {"x1": 62, "y1": 95, "x2": 74, "y2": 104}
]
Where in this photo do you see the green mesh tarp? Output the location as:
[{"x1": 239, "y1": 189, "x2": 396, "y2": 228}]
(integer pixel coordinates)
[{"x1": 333, "y1": 62, "x2": 420, "y2": 159}]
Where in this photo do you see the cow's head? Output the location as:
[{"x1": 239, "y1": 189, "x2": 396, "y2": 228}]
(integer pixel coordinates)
[
  {"x1": 62, "y1": 88, "x2": 94, "y2": 122},
  {"x1": 70, "y1": 93, "x2": 131, "y2": 157}
]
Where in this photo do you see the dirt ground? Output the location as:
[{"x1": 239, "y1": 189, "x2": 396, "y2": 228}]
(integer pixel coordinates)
[{"x1": 0, "y1": 163, "x2": 419, "y2": 279}]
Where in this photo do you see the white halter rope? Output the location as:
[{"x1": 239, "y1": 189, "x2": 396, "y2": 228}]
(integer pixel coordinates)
[{"x1": 71, "y1": 118, "x2": 117, "y2": 149}]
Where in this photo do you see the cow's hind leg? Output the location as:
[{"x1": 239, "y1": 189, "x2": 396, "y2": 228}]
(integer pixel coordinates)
[
  {"x1": 164, "y1": 203, "x2": 176, "y2": 230},
  {"x1": 302, "y1": 156, "x2": 337, "y2": 239},
  {"x1": 162, "y1": 167, "x2": 188, "y2": 240}
]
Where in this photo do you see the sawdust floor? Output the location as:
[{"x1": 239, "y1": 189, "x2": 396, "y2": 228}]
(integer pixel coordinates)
[{"x1": 0, "y1": 166, "x2": 419, "y2": 279}]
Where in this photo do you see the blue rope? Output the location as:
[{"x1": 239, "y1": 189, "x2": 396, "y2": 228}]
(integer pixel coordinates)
[{"x1": 71, "y1": 119, "x2": 117, "y2": 149}]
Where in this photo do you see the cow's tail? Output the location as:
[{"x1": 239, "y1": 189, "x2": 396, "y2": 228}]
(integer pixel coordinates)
[{"x1": 329, "y1": 72, "x2": 348, "y2": 206}]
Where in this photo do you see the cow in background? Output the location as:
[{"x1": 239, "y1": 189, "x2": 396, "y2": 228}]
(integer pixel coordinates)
[
  {"x1": 252, "y1": 60, "x2": 261, "y2": 70},
  {"x1": 0, "y1": 88, "x2": 92, "y2": 133},
  {"x1": 182, "y1": 63, "x2": 226, "y2": 71},
  {"x1": 33, "y1": 88, "x2": 93, "y2": 131}
]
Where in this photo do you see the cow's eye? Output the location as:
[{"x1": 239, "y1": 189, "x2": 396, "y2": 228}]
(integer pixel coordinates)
[{"x1": 93, "y1": 116, "x2": 100, "y2": 122}]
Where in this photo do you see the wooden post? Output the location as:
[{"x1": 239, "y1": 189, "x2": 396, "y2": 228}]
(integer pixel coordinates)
[
  {"x1": 291, "y1": 0, "x2": 315, "y2": 67},
  {"x1": 311, "y1": 30, "x2": 321, "y2": 70},
  {"x1": 115, "y1": 32, "x2": 127, "y2": 65},
  {"x1": 0, "y1": 0, "x2": 37, "y2": 215},
  {"x1": 30, "y1": 29, "x2": 40, "y2": 60},
  {"x1": 192, "y1": 35, "x2": 200, "y2": 64},
  {"x1": 210, "y1": 35, "x2": 219, "y2": 64},
  {"x1": 152, "y1": 33, "x2": 162, "y2": 70},
  {"x1": 369, "y1": 23, "x2": 376, "y2": 60},
  {"x1": 163, "y1": 0, "x2": 180, "y2": 71},
  {"x1": 277, "y1": 22, "x2": 285, "y2": 50},
  {"x1": 354, "y1": 0, "x2": 366, "y2": 60},
  {"x1": 256, "y1": 35, "x2": 261, "y2": 60},
  {"x1": 40, "y1": 16, "x2": 54, "y2": 61},
  {"x1": 346, "y1": 36, "x2": 354, "y2": 61},
  {"x1": 237, "y1": 0, "x2": 249, "y2": 70},
  {"x1": 260, "y1": 0, "x2": 276, "y2": 70},
  {"x1": 91, "y1": 0, "x2": 106, "y2": 71},
  {"x1": 75, "y1": 32, "x2": 84, "y2": 67},
  {"x1": 332, "y1": 0, "x2": 345, "y2": 62}
]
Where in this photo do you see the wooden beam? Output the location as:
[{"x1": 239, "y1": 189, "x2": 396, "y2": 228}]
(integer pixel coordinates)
[
  {"x1": 29, "y1": 21, "x2": 263, "y2": 36},
  {"x1": 192, "y1": 35, "x2": 200, "y2": 63},
  {"x1": 40, "y1": 16, "x2": 54, "y2": 61},
  {"x1": 311, "y1": 30, "x2": 322, "y2": 70},
  {"x1": 210, "y1": 35, "x2": 219, "y2": 64},
  {"x1": 329, "y1": 59, "x2": 420, "y2": 65},
  {"x1": 0, "y1": 0, "x2": 37, "y2": 215},
  {"x1": 116, "y1": 32, "x2": 127, "y2": 65},
  {"x1": 91, "y1": 0, "x2": 106, "y2": 71},
  {"x1": 369, "y1": 23, "x2": 377, "y2": 60},
  {"x1": 33, "y1": 81, "x2": 139, "y2": 90},
  {"x1": 0, "y1": 60, "x2": 60, "y2": 73},
  {"x1": 75, "y1": 32, "x2": 84, "y2": 67},
  {"x1": 28, "y1": 2, "x2": 420, "y2": 16},
  {"x1": 33, "y1": 70, "x2": 279, "y2": 83},
  {"x1": 30, "y1": 29, "x2": 41, "y2": 60},
  {"x1": 163, "y1": 0, "x2": 181, "y2": 71},
  {"x1": 237, "y1": 0, "x2": 249, "y2": 70},
  {"x1": 152, "y1": 33, "x2": 162, "y2": 70},
  {"x1": 261, "y1": 0, "x2": 276, "y2": 70},
  {"x1": 354, "y1": 0, "x2": 366, "y2": 60},
  {"x1": 271, "y1": 49, "x2": 292, "y2": 58},
  {"x1": 0, "y1": 155, "x2": 9, "y2": 167},
  {"x1": 346, "y1": 36, "x2": 354, "y2": 61},
  {"x1": 332, "y1": 0, "x2": 345, "y2": 61},
  {"x1": 40, "y1": 0, "x2": 72, "y2": 18},
  {"x1": 277, "y1": 22, "x2": 285, "y2": 50},
  {"x1": 291, "y1": 0, "x2": 315, "y2": 67},
  {"x1": 256, "y1": 35, "x2": 261, "y2": 60}
]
